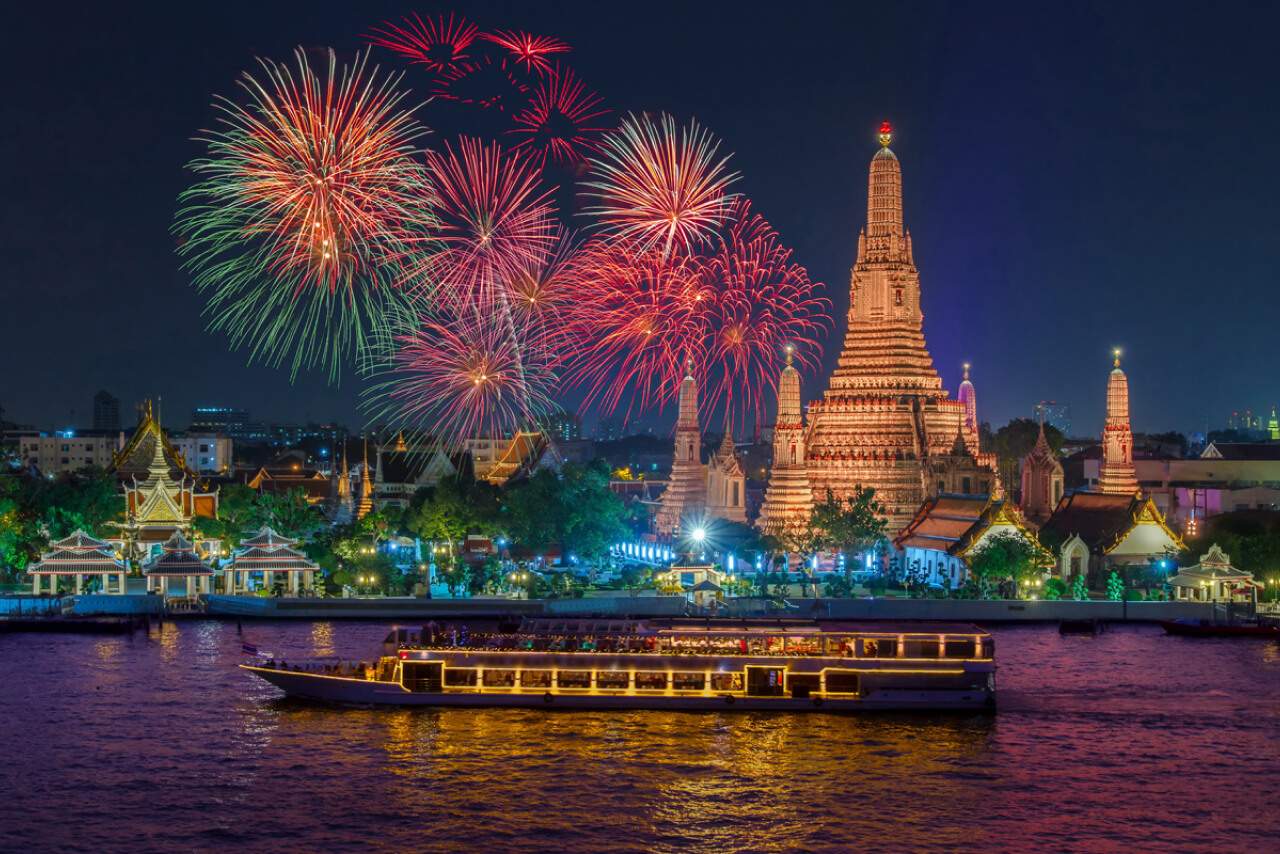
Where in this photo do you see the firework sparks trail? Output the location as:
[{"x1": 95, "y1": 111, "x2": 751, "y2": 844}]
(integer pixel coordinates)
[
  {"x1": 509, "y1": 64, "x2": 612, "y2": 166},
  {"x1": 503, "y1": 226, "x2": 586, "y2": 363},
  {"x1": 482, "y1": 29, "x2": 571, "y2": 75},
  {"x1": 562, "y1": 240, "x2": 714, "y2": 423},
  {"x1": 366, "y1": 13, "x2": 480, "y2": 77},
  {"x1": 405, "y1": 136, "x2": 557, "y2": 308},
  {"x1": 431, "y1": 53, "x2": 530, "y2": 111},
  {"x1": 371, "y1": 305, "x2": 557, "y2": 449},
  {"x1": 700, "y1": 199, "x2": 829, "y2": 432},
  {"x1": 174, "y1": 47, "x2": 431, "y2": 379},
  {"x1": 583, "y1": 112, "x2": 741, "y2": 259}
]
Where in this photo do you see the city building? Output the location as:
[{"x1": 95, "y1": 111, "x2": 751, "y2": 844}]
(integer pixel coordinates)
[
  {"x1": 465, "y1": 432, "x2": 562, "y2": 486},
  {"x1": 92, "y1": 391, "x2": 120, "y2": 432},
  {"x1": 1038, "y1": 492, "x2": 1184, "y2": 587},
  {"x1": 190, "y1": 406, "x2": 250, "y2": 437},
  {"x1": 19, "y1": 433, "x2": 118, "y2": 475},
  {"x1": 374, "y1": 436, "x2": 460, "y2": 510},
  {"x1": 893, "y1": 496, "x2": 1050, "y2": 590},
  {"x1": 172, "y1": 433, "x2": 233, "y2": 474},
  {"x1": 1019, "y1": 420, "x2": 1064, "y2": 524},
  {"x1": 654, "y1": 367, "x2": 747, "y2": 537},
  {"x1": 1098, "y1": 351, "x2": 1139, "y2": 495},
  {"x1": 541, "y1": 408, "x2": 583, "y2": 442},
  {"x1": 763, "y1": 123, "x2": 999, "y2": 533}
]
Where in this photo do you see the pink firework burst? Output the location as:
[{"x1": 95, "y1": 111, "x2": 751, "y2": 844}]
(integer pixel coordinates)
[
  {"x1": 700, "y1": 200, "x2": 830, "y2": 432},
  {"x1": 503, "y1": 227, "x2": 585, "y2": 361},
  {"x1": 509, "y1": 65, "x2": 611, "y2": 166},
  {"x1": 583, "y1": 112, "x2": 741, "y2": 259},
  {"x1": 432, "y1": 53, "x2": 530, "y2": 111},
  {"x1": 366, "y1": 13, "x2": 480, "y2": 77},
  {"x1": 563, "y1": 240, "x2": 714, "y2": 422},
  {"x1": 382, "y1": 308, "x2": 557, "y2": 448},
  {"x1": 482, "y1": 29, "x2": 571, "y2": 75},
  {"x1": 410, "y1": 137, "x2": 557, "y2": 305}
]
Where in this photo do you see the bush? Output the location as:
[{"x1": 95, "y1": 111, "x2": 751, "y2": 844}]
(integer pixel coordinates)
[{"x1": 1043, "y1": 578, "x2": 1067, "y2": 601}]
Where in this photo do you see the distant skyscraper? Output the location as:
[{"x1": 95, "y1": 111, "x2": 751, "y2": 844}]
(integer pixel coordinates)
[
  {"x1": 190, "y1": 407, "x2": 250, "y2": 436},
  {"x1": 540, "y1": 408, "x2": 582, "y2": 443},
  {"x1": 92, "y1": 390, "x2": 120, "y2": 432}
]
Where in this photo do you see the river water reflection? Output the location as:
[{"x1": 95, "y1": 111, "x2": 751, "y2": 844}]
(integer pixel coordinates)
[{"x1": 1, "y1": 622, "x2": 1277, "y2": 852}]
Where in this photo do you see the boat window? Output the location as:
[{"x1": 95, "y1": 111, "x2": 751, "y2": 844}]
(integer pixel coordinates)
[
  {"x1": 710, "y1": 672, "x2": 743, "y2": 692},
  {"x1": 862, "y1": 638, "x2": 898, "y2": 658},
  {"x1": 765, "y1": 636, "x2": 786, "y2": 655},
  {"x1": 785, "y1": 636, "x2": 821, "y2": 655},
  {"x1": 444, "y1": 668, "x2": 478, "y2": 687},
  {"x1": 944, "y1": 638, "x2": 977, "y2": 658},
  {"x1": 787, "y1": 673, "x2": 821, "y2": 698},
  {"x1": 634, "y1": 672, "x2": 668, "y2": 690},
  {"x1": 557, "y1": 670, "x2": 591, "y2": 689},
  {"x1": 825, "y1": 671, "x2": 859, "y2": 694},
  {"x1": 482, "y1": 669, "x2": 516, "y2": 687},
  {"x1": 595, "y1": 671, "x2": 630, "y2": 690},
  {"x1": 520, "y1": 670, "x2": 552, "y2": 688},
  {"x1": 903, "y1": 639, "x2": 941, "y2": 658},
  {"x1": 672, "y1": 672, "x2": 706, "y2": 691},
  {"x1": 979, "y1": 638, "x2": 996, "y2": 659}
]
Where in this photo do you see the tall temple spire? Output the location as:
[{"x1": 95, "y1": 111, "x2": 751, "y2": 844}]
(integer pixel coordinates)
[
  {"x1": 1020, "y1": 416, "x2": 1063, "y2": 523},
  {"x1": 1098, "y1": 349, "x2": 1139, "y2": 496},
  {"x1": 356, "y1": 438, "x2": 374, "y2": 518},
  {"x1": 866, "y1": 121, "x2": 905, "y2": 241},
  {"x1": 655, "y1": 363, "x2": 707, "y2": 536},
  {"x1": 957, "y1": 362, "x2": 978, "y2": 444},
  {"x1": 758, "y1": 346, "x2": 813, "y2": 537}
]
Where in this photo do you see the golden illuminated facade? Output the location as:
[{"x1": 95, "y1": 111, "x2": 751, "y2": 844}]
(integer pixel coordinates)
[
  {"x1": 758, "y1": 349, "x2": 813, "y2": 538},
  {"x1": 1098, "y1": 351, "x2": 1139, "y2": 496},
  {"x1": 766, "y1": 124, "x2": 999, "y2": 533}
]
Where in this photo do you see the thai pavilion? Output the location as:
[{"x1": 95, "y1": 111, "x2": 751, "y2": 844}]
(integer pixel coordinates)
[
  {"x1": 1167, "y1": 544, "x2": 1261, "y2": 604},
  {"x1": 143, "y1": 531, "x2": 215, "y2": 598},
  {"x1": 112, "y1": 402, "x2": 219, "y2": 562},
  {"x1": 28, "y1": 530, "x2": 128, "y2": 595},
  {"x1": 225, "y1": 526, "x2": 321, "y2": 596}
]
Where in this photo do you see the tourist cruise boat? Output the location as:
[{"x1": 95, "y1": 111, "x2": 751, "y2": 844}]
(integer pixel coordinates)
[{"x1": 241, "y1": 620, "x2": 997, "y2": 711}]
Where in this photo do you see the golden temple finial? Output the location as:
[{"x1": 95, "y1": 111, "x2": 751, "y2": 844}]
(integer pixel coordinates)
[
  {"x1": 962, "y1": 362, "x2": 971, "y2": 381},
  {"x1": 785, "y1": 344, "x2": 794, "y2": 367},
  {"x1": 1113, "y1": 347, "x2": 1122, "y2": 369},
  {"x1": 877, "y1": 120, "x2": 893, "y2": 148}
]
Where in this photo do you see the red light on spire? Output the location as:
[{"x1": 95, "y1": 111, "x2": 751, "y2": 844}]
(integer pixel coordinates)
[
  {"x1": 879, "y1": 120, "x2": 892, "y2": 135},
  {"x1": 877, "y1": 121, "x2": 893, "y2": 147}
]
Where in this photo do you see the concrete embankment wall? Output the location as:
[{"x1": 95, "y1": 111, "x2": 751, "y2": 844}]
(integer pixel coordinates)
[
  {"x1": 0, "y1": 596, "x2": 67, "y2": 617},
  {"x1": 71, "y1": 595, "x2": 164, "y2": 616},
  {"x1": 770, "y1": 598, "x2": 1215, "y2": 623},
  {"x1": 204, "y1": 595, "x2": 545, "y2": 620}
]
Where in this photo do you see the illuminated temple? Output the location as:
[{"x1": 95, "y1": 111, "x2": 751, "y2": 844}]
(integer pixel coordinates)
[{"x1": 760, "y1": 123, "x2": 999, "y2": 534}]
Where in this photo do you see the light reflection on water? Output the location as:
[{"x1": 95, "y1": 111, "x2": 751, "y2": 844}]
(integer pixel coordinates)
[{"x1": 1, "y1": 621, "x2": 1277, "y2": 852}]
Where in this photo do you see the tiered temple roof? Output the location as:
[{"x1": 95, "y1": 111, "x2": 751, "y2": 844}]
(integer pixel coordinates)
[
  {"x1": 230, "y1": 544, "x2": 319, "y2": 575},
  {"x1": 113, "y1": 400, "x2": 193, "y2": 479},
  {"x1": 239, "y1": 526, "x2": 298, "y2": 550},
  {"x1": 1039, "y1": 492, "x2": 1183, "y2": 555},
  {"x1": 28, "y1": 529, "x2": 124, "y2": 576},
  {"x1": 144, "y1": 531, "x2": 215, "y2": 577},
  {"x1": 1020, "y1": 420, "x2": 1064, "y2": 524},
  {"x1": 895, "y1": 496, "x2": 1051, "y2": 563}
]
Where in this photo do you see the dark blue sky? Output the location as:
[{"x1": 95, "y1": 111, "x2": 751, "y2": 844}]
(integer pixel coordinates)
[{"x1": 3, "y1": 1, "x2": 1277, "y2": 437}]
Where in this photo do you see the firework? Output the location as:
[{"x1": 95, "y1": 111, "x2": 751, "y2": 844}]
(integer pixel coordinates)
[
  {"x1": 583, "y1": 112, "x2": 740, "y2": 259},
  {"x1": 509, "y1": 65, "x2": 611, "y2": 165},
  {"x1": 562, "y1": 240, "x2": 714, "y2": 422},
  {"x1": 175, "y1": 47, "x2": 431, "y2": 378},
  {"x1": 482, "y1": 29, "x2": 571, "y2": 75},
  {"x1": 502, "y1": 226, "x2": 585, "y2": 360},
  {"x1": 408, "y1": 136, "x2": 556, "y2": 305},
  {"x1": 367, "y1": 13, "x2": 479, "y2": 77},
  {"x1": 371, "y1": 306, "x2": 557, "y2": 448},
  {"x1": 700, "y1": 200, "x2": 829, "y2": 432}
]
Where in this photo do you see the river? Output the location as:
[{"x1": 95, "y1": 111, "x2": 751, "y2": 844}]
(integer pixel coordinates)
[{"x1": 1, "y1": 622, "x2": 1276, "y2": 852}]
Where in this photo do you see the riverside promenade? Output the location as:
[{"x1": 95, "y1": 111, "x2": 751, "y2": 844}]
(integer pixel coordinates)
[{"x1": 3, "y1": 592, "x2": 1217, "y2": 623}]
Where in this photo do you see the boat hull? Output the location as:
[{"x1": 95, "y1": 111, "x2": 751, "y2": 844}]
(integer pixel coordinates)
[{"x1": 242, "y1": 666, "x2": 994, "y2": 712}]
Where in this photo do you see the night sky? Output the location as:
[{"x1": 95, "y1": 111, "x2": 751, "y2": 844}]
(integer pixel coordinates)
[{"x1": 4, "y1": 1, "x2": 1277, "y2": 437}]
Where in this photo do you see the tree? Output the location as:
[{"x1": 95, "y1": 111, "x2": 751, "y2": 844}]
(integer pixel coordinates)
[
  {"x1": 810, "y1": 487, "x2": 888, "y2": 591},
  {"x1": 257, "y1": 488, "x2": 325, "y2": 541},
  {"x1": 0, "y1": 476, "x2": 42, "y2": 579},
  {"x1": 1106, "y1": 570, "x2": 1125, "y2": 601},
  {"x1": 503, "y1": 461, "x2": 629, "y2": 567},
  {"x1": 1043, "y1": 578, "x2": 1067, "y2": 601},
  {"x1": 1071, "y1": 573, "x2": 1089, "y2": 600},
  {"x1": 967, "y1": 531, "x2": 1045, "y2": 599}
]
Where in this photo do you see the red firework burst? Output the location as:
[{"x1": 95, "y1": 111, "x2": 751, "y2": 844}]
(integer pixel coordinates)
[
  {"x1": 382, "y1": 308, "x2": 557, "y2": 447},
  {"x1": 482, "y1": 29, "x2": 571, "y2": 75},
  {"x1": 563, "y1": 240, "x2": 714, "y2": 422},
  {"x1": 366, "y1": 13, "x2": 479, "y2": 77},
  {"x1": 700, "y1": 200, "x2": 830, "y2": 432},
  {"x1": 509, "y1": 65, "x2": 611, "y2": 166},
  {"x1": 584, "y1": 112, "x2": 741, "y2": 259},
  {"x1": 431, "y1": 53, "x2": 530, "y2": 111},
  {"x1": 410, "y1": 137, "x2": 556, "y2": 305},
  {"x1": 503, "y1": 227, "x2": 584, "y2": 360}
]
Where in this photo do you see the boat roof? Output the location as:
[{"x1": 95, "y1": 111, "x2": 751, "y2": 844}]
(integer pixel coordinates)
[{"x1": 499, "y1": 618, "x2": 989, "y2": 637}]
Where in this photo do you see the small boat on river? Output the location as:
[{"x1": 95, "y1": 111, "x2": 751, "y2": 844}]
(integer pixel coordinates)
[{"x1": 241, "y1": 619, "x2": 997, "y2": 712}]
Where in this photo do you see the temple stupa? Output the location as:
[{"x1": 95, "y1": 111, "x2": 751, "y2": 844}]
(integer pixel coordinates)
[
  {"x1": 760, "y1": 123, "x2": 999, "y2": 533},
  {"x1": 1098, "y1": 349, "x2": 1139, "y2": 495}
]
